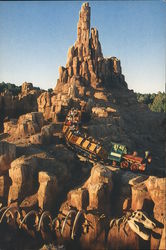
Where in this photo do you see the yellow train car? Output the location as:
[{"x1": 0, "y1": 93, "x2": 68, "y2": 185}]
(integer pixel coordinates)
[
  {"x1": 62, "y1": 108, "x2": 108, "y2": 162},
  {"x1": 62, "y1": 125, "x2": 69, "y2": 134},
  {"x1": 63, "y1": 126, "x2": 107, "y2": 161}
]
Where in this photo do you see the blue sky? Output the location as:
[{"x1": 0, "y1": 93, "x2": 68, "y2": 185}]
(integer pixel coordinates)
[{"x1": 0, "y1": 1, "x2": 165, "y2": 93}]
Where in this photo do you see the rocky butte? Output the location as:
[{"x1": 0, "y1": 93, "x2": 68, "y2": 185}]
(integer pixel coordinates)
[
  {"x1": 57, "y1": 2, "x2": 125, "y2": 88},
  {"x1": 0, "y1": 2, "x2": 165, "y2": 250}
]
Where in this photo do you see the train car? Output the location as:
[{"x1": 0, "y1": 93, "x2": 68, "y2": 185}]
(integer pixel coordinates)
[
  {"x1": 71, "y1": 135, "x2": 108, "y2": 162},
  {"x1": 63, "y1": 123, "x2": 107, "y2": 161},
  {"x1": 108, "y1": 142, "x2": 127, "y2": 166},
  {"x1": 62, "y1": 108, "x2": 151, "y2": 172}
]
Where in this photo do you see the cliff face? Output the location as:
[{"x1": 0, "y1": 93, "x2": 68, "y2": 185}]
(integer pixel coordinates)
[{"x1": 56, "y1": 2, "x2": 126, "y2": 89}]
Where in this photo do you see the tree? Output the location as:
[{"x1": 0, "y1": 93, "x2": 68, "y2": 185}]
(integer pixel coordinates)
[
  {"x1": 136, "y1": 92, "x2": 166, "y2": 113},
  {"x1": 150, "y1": 92, "x2": 166, "y2": 112}
]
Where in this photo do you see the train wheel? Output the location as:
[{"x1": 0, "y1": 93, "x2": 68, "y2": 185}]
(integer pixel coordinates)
[
  {"x1": 120, "y1": 161, "x2": 129, "y2": 169},
  {"x1": 130, "y1": 163, "x2": 138, "y2": 171}
]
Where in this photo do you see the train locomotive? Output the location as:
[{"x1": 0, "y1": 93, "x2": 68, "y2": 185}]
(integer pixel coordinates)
[
  {"x1": 62, "y1": 108, "x2": 152, "y2": 172},
  {"x1": 108, "y1": 142, "x2": 151, "y2": 172}
]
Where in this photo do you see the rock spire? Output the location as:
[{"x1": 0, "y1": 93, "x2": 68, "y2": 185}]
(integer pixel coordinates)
[
  {"x1": 57, "y1": 2, "x2": 126, "y2": 88},
  {"x1": 76, "y1": 2, "x2": 91, "y2": 48}
]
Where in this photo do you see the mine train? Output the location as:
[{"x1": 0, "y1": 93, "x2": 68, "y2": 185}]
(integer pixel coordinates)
[{"x1": 62, "y1": 108, "x2": 152, "y2": 172}]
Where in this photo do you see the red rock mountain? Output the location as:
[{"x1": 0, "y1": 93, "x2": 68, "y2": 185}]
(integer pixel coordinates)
[{"x1": 56, "y1": 2, "x2": 126, "y2": 88}]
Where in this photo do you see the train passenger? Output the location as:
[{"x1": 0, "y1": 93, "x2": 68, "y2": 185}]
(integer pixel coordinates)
[
  {"x1": 95, "y1": 143, "x2": 100, "y2": 152},
  {"x1": 66, "y1": 120, "x2": 72, "y2": 126},
  {"x1": 70, "y1": 125, "x2": 76, "y2": 131},
  {"x1": 74, "y1": 130, "x2": 81, "y2": 135},
  {"x1": 132, "y1": 151, "x2": 138, "y2": 157},
  {"x1": 143, "y1": 151, "x2": 152, "y2": 165}
]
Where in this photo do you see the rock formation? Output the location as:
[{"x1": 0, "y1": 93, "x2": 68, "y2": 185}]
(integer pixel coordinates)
[
  {"x1": 21, "y1": 82, "x2": 34, "y2": 94},
  {"x1": 56, "y1": 2, "x2": 125, "y2": 88},
  {"x1": 4, "y1": 112, "x2": 44, "y2": 140},
  {"x1": 0, "y1": 141, "x2": 16, "y2": 173},
  {"x1": 64, "y1": 164, "x2": 113, "y2": 213},
  {"x1": 0, "y1": 82, "x2": 42, "y2": 131},
  {"x1": 37, "y1": 2, "x2": 127, "y2": 122},
  {"x1": 0, "y1": 174, "x2": 11, "y2": 202},
  {"x1": 53, "y1": 163, "x2": 165, "y2": 250},
  {"x1": 37, "y1": 91, "x2": 70, "y2": 122},
  {"x1": 38, "y1": 171, "x2": 58, "y2": 211},
  {"x1": 8, "y1": 156, "x2": 38, "y2": 204}
]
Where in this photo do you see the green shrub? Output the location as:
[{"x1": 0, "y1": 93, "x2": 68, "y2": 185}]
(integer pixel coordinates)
[
  {"x1": 0, "y1": 82, "x2": 21, "y2": 96},
  {"x1": 136, "y1": 92, "x2": 166, "y2": 112}
]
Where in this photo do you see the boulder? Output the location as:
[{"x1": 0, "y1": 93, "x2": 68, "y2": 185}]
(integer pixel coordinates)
[
  {"x1": 68, "y1": 164, "x2": 113, "y2": 213},
  {"x1": 0, "y1": 174, "x2": 11, "y2": 200},
  {"x1": 30, "y1": 123, "x2": 54, "y2": 145},
  {"x1": 21, "y1": 82, "x2": 33, "y2": 94},
  {"x1": 80, "y1": 213, "x2": 106, "y2": 250},
  {"x1": 131, "y1": 182, "x2": 151, "y2": 211},
  {"x1": 159, "y1": 225, "x2": 166, "y2": 250},
  {"x1": 40, "y1": 244, "x2": 63, "y2": 250},
  {"x1": 94, "y1": 92, "x2": 107, "y2": 101},
  {"x1": 29, "y1": 133, "x2": 43, "y2": 145},
  {"x1": 0, "y1": 141, "x2": 16, "y2": 172},
  {"x1": 0, "y1": 82, "x2": 42, "y2": 131},
  {"x1": 3, "y1": 119, "x2": 17, "y2": 134},
  {"x1": 20, "y1": 193, "x2": 38, "y2": 210},
  {"x1": 41, "y1": 124, "x2": 54, "y2": 144},
  {"x1": 87, "y1": 164, "x2": 113, "y2": 189},
  {"x1": 145, "y1": 176, "x2": 166, "y2": 219},
  {"x1": 85, "y1": 165, "x2": 113, "y2": 212},
  {"x1": 4, "y1": 112, "x2": 44, "y2": 138},
  {"x1": 107, "y1": 221, "x2": 139, "y2": 250},
  {"x1": 88, "y1": 183, "x2": 107, "y2": 211},
  {"x1": 8, "y1": 156, "x2": 38, "y2": 204},
  {"x1": 106, "y1": 107, "x2": 116, "y2": 113},
  {"x1": 37, "y1": 92, "x2": 51, "y2": 111},
  {"x1": 145, "y1": 176, "x2": 166, "y2": 249},
  {"x1": 92, "y1": 107, "x2": 108, "y2": 118},
  {"x1": 37, "y1": 91, "x2": 68, "y2": 122},
  {"x1": 38, "y1": 171, "x2": 58, "y2": 211},
  {"x1": 18, "y1": 112, "x2": 44, "y2": 129},
  {"x1": 37, "y1": 91, "x2": 55, "y2": 121},
  {"x1": 68, "y1": 187, "x2": 89, "y2": 210}
]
